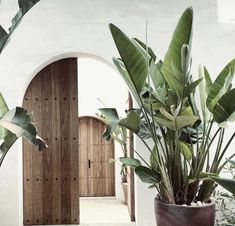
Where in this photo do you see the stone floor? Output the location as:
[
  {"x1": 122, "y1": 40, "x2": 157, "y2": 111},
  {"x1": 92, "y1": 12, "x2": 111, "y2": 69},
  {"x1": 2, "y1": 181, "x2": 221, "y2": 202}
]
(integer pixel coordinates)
[
  {"x1": 80, "y1": 198, "x2": 135, "y2": 226},
  {"x1": 35, "y1": 198, "x2": 136, "y2": 226}
]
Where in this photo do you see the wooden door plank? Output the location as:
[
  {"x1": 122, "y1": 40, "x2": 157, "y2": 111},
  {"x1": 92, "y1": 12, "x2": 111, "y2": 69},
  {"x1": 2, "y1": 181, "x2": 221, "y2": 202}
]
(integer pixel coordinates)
[
  {"x1": 23, "y1": 84, "x2": 33, "y2": 225},
  {"x1": 31, "y1": 74, "x2": 43, "y2": 225},
  {"x1": 41, "y1": 67, "x2": 53, "y2": 225},
  {"x1": 69, "y1": 58, "x2": 79, "y2": 224},
  {"x1": 50, "y1": 62, "x2": 62, "y2": 224}
]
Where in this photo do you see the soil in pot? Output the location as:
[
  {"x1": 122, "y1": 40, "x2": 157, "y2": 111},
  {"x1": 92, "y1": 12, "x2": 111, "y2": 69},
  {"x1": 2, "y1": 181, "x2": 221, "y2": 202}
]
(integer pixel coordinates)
[{"x1": 155, "y1": 198, "x2": 215, "y2": 226}]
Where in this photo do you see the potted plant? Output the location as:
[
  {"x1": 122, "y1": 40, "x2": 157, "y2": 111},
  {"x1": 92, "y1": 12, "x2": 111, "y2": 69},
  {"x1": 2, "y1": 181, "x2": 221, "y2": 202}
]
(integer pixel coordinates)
[
  {"x1": 0, "y1": 0, "x2": 47, "y2": 167},
  {"x1": 102, "y1": 7, "x2": 235, "y2": 226},
  {"x1": 97, "y1": 108, "x2": 129, "y2": 203}
]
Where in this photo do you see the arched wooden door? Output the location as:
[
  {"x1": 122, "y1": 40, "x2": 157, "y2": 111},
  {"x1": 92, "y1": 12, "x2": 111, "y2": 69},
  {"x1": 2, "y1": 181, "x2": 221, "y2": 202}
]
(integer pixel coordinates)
[
  {"x1": 78, "y1": 116, "x2": 115, "y2": 197},
  {"x1": 23, "y1": 58, "x2": 79, "y2": 225}
]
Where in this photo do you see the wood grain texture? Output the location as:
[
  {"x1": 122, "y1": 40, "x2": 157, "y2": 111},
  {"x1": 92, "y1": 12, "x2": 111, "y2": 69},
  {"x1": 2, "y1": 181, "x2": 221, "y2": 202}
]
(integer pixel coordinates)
[
  {"x1": 78, "y1": 116, "x2": 115, "y2": 197},
  {"x1": 23, "y1": 58, "x2": 79, "y2": 225}
]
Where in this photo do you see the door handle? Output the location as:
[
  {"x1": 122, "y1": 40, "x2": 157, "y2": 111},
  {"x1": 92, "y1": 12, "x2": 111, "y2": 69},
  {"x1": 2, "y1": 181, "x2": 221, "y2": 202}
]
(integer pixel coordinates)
[{"x1": 88, "y1": 160, "x2": 91, "y2": 168}]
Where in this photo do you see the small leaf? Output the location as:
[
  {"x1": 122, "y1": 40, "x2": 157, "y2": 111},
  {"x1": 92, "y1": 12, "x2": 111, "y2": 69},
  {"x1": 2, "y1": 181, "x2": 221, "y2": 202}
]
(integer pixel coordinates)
[
  {"x1": 176, "y1": 115, "x2": 199, "y2": 130},
  {"x1": 184, "y1": 78, "x2": 203, "y2": 97},
  {"x1": 207, "y1": 59, "x2": 235, "y2": 112},
  {"x1": 179, "y1": 142, "x2": 192, "y2": 161},
  {"x1": 212, "y1": 176, "x2": 235, "y2": 194},
  {"x1": 119, "y1": 157, "x2": 141, "y2": 168},
  {"x1": 213, "y1": 88, "x2": 235, "y2": 123},
  {"x1": 199, "y1": 65, "x2": 212, "y2": 122},
  {"x1": 135, "y1": 166, "x2": 161, "y2": 184},
  {"x1": 119, "y1": 110, "x2": 141, "y2": 134}
]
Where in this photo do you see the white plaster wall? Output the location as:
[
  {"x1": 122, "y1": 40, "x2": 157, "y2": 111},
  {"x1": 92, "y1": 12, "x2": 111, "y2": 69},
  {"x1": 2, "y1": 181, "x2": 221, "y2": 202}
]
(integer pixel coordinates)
[{"x1": 0, "y1": 0, "x2": 234, "y2": 226}]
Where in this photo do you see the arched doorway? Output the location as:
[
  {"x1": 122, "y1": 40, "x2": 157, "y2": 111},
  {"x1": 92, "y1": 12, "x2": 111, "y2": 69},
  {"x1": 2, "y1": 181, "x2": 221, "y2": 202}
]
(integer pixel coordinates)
[
  {"x1": 22, "y1": 58, "x2": 79, "y2": 225},
  {"x1": 78, "y1": 116, "x2": 115, "y2": 197}
]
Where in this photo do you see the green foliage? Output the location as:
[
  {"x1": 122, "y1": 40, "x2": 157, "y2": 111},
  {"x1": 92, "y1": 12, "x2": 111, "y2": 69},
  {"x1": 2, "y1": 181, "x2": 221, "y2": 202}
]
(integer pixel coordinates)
[{"x1": 104, "y1": 7, "x2": 235, "y2": 204}]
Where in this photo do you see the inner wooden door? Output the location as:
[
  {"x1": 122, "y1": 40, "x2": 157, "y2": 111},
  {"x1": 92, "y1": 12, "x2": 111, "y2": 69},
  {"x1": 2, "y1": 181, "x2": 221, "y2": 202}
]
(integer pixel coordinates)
[
  {"x1": 78, "y1": 116, "x2": 115, "y2": 197},
  {"x1": 23, "y1": 58, "x2": 79, "y2": 225}
]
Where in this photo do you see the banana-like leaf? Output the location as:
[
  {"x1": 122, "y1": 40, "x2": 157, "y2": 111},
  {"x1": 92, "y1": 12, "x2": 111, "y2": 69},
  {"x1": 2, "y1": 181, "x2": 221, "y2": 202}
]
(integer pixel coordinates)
[
  {"x1": 133, "y1": 38, "x2": 156, "y2": 61},
  {"x1": 212, "y1": 176, "x2": 235, "y2": 194},
  {"x1": 0, "y1": 107, "x2": 47, "y2": 166},
  {"x1": 0, "y1": 93, "x2": 10, "y2": 138},
  {"x1": 113, "y1": 58, "x2": 142, "y2": 106},
  {"x1": 179, "y1": 142, "x2": 192, "y2": 161},
  {"x1": 102, "y1": 121, "x2": 119, "y2": 140},
  {"x1": 184, "y1": 78, "x2": 203, "y2": 98},
  {"x1": 18, "y1": 0, "x2": 40, "y2": 15},
  {"x1": 119, "y1": 157, "x2": 142, "y2": 168},
  {"x1": 150, "y1": 146, "x2": 159, "y2": 172},
  {"x1": 119, "y1": 110, "x2": 141, "y2": 134},
  {"x1": 161, "y1": 7, "x2": 193, "y2": 96},
  {"x1": 0, "y1": 132, "x2": 17, "y2": 166},
  {"x1": 213, "y1": 88, "x2": 235, "y2": 123},
  {"x1": 199, "y1": 65, "x2": 212, "y2": 122},
  {"x1": 207, "y1": 59, "x2": 235, "y2": 112},
  {"x1": 109, "y1": 24, "x2": 148, "y2": 95},
  {"x1": 135, "y1": 166, "x2": 161, "y2": 184},
  {"x1": 99, "y1": 108, "x2": 119, "y2": 121},
  {"x1": 0, "y1": 26, "x2": 8, "y2": 53}
]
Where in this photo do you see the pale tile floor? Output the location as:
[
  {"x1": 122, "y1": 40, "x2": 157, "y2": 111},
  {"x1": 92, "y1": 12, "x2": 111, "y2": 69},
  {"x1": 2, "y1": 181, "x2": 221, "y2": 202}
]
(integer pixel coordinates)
[
  {"x1": 80, "y1": 198, "x2": 136, "y2": 226},
  {"x1": 35, "y1": 198, "x2": 136, "y2": 226}
]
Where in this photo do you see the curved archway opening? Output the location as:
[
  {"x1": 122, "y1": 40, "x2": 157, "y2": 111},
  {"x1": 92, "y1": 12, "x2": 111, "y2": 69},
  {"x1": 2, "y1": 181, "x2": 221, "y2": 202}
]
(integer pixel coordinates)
[{"x1": 20, "y1": 54, "x2": 135, "y2": 225}]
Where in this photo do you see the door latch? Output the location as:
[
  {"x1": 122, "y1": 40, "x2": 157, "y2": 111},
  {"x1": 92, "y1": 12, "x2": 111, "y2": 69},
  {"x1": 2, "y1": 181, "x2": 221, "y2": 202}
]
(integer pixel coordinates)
[{"x1": 88, "y1": 160, "x2": 91, "y2": 168}]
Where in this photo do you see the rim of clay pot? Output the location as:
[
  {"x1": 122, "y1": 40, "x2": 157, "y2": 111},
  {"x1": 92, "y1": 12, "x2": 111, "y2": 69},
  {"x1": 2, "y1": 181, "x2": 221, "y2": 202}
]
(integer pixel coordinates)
[{"x1": 155, "y1": 197, "x2": 215, "y2": 208}]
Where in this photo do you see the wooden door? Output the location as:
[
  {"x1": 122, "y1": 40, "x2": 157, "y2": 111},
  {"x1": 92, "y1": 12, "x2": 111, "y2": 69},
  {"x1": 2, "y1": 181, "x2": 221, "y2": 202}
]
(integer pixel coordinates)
[
  {"x1": 23, "y1": 58, "x2": 79, "y2": 225},
  {"x1": 78, "y1": 116, "x2": 115, "y2": 197}
]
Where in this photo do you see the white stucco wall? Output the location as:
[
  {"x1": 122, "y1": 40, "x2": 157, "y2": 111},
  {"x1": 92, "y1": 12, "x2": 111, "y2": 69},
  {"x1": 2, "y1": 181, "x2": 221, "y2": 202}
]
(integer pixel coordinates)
[{"x1": 0, "y1": 0, "x2": 234, "y2": 226}]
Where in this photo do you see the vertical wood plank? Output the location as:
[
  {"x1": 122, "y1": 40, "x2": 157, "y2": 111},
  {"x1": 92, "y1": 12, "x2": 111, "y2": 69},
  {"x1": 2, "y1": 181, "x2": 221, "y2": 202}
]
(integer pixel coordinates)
[
  {"x1": 23, "y1": 84, "x2": 33, "y2": 225},
  {"x1": 69, "y1": 58, "x2": 79, "y2": 224},
  {"x1": 41, "y1": 67, "x2": 53, "y2": 225},
  {"x1": 31, "y1": 74, "x2": 43, "y2": 225},
  {"x1": 51, "y1": 62, "x2": 62, "y2": 224}
]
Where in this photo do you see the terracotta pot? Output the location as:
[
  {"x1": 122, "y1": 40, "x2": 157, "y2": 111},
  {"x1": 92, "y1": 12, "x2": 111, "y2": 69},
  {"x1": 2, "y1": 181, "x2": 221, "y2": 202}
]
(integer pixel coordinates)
[
  {"x1": 154, "y1": 198, "x2": 215, "y2": 226},
  {"x1": 122, "y1": 182, "x2": 128, "y2": 204}
]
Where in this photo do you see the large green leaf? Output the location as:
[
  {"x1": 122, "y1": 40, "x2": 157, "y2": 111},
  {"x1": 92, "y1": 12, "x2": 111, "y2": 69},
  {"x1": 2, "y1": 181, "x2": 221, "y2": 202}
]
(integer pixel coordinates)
[
  {"x1": 199, "y1": 65, "x2": 212, "y2": 122},
  {"x1": 119, "y1": 157, "x2": 142, "y2": 168},
  {"x1": 161, "y1": 7, "x2": 193, "y2": 95},
  {"x1": 213, "y1": 88, "x2": 235, "y2": 123},
  {"x1": 18, "y1": 0, "x2": 40, "y2": 15},
  {"x1": 179, "y1": 141, "x2": 192, "y2": 161},
  {"x1": 0, "y1": 107, "x2": 47, "y2": 149},
  {"x1": 133, "y1": 38, "x2": 156, "y2": 61},
  {"x1": 0, "y1": 132, "x2": 18, "y2": 166},
  {"x1": 212, "y1": 177, "x2": 235, "y2": 194},
  {"x1": 0, "y1": 26, "x2": 8, "y2": 53},
  {"x1": 135, "y1": 166, "x2": 161, "y2": 184},
  {"x1": 0, "y1": 93, "x2": 10, "y2": 138},
  {"x1": 207, "y1": 59, "x2": 235, "y2": 112},
  {"x1": 119, "y1": 110, "x2": 141, "y2": 134},
  {"x1": 99, "y1": 108, "x2": 119, "y2": 121},
  {"x1": 0, "y1": 107, "x2": 47, "y2": 166},
  {"x1": 113, "y1": 58, "x2": 142, "y2": 106},
  {"x1": 110, "y1": 24, "x2": 148, "y2": 95}
]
